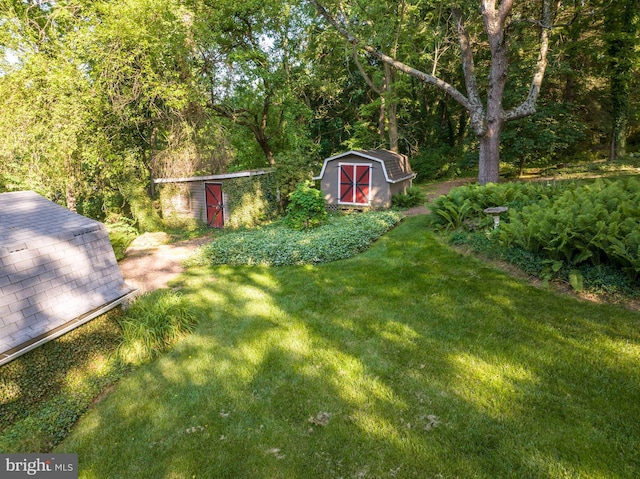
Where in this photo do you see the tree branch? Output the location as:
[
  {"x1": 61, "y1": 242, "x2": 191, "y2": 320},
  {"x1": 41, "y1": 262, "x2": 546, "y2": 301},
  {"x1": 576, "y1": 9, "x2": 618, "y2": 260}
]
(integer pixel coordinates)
[
  {"x1": 452, "y1": 8, "x2": 485, "y2": 132},
  {"x1": 503, "y1": 0, "x2": 553, "y2": 121},
  {"x1": 310, "y1": 0, "x2": 474, "y2": 113},
  {"x1": 351, "y1": 45, "x2": 382, "y2": 95}
]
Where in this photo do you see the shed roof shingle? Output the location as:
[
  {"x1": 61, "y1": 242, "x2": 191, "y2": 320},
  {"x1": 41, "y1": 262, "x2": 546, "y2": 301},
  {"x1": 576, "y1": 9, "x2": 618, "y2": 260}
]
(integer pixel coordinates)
[{"x1": 314, "y1": 149, "x2": 415, "y2": 183}]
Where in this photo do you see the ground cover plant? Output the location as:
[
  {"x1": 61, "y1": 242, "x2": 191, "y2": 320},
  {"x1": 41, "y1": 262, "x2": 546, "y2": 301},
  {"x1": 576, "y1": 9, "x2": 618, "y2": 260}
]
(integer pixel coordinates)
[
  {"x1": 191, "y1": 210, "x2": 403, "y2": 266},
  {"x1": 0, "y1": 313, "x2": 125, "y2": 452},
  {"x1": 431, "y1": 177, "x2": 640, "y2": 296},
  {"x1": 0, "y1": 291, "x2": 199, "y2": 453},
  {"x1": 58, "y1": 216, "x2": 640, "y2": 478}
]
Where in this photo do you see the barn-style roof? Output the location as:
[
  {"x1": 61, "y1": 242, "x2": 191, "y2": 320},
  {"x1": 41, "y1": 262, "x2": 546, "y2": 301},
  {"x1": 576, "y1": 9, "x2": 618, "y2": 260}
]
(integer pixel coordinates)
[
  {"x1": 313, "y1": 149, "x2": 415, "y2": 183},
  {"x1": 0, "y1": 191, "x2": 134, "y2": 365}
]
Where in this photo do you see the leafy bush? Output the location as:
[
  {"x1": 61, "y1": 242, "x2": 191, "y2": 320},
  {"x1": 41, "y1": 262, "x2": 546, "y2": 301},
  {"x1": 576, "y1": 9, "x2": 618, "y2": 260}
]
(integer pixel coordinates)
[
  {"x1": 436, "y1": 178, "x2": 640, "y2": 292},
  {"x1": 431, "y1": 181, "x2": 561, "y2": 230},
  {"x1": 117, "y1": 290, "x2": 198, "y2": 363},
  {"x1": 120, "y1": 182, "x2": 163, "y2": 232},
  {"x1": 192, "y1": 211, "x2": 403, "y2": 266},
  {"x1": 499, "y1": 178, "x2": 640, "y2": 279},
  {"x1": 391, "y1": 186, "x2": 426, "y2": 208},
  {"x1": 105, "y1": 216, "x2": 139, "y2": 260},
  {"x1": 284, "y1": 181, "x2": 327, "y2": 230},
  {"x1": 273, "y1": 150, "x2": 321, "y2": 210},
  {"x1": 410, "y1": 145, "x2": 472, "y2": 181}
]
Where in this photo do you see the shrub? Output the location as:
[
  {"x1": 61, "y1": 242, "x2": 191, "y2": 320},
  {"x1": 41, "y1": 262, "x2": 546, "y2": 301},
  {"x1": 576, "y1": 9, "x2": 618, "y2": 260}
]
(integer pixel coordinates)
[
  {"x1": 105, "y1": 216, "x2": 139, "y2": 260},
  {"x1": 119, "y1": 182, "x2": 163, "y2": 232},
  {"x1": 499, "y1": 178, "x2": 640, "y2": 278},
  {"x1": 410, "y1": 145, "x2": 470, "y2": 181},
  {"x1": 117, "y1": 290, "x2": 198, "y2": 363},
  {"x1": 192, "y1": 211, "x2": 403, "y2": 266},
  {"x1": 284, "y1": 181, "x2": 327, "y2": 230},
  {"x1": 391, "y1": 186, "x2": 426, "y2": 208},
  {"x1": 436, "y1": 178, "x2": 640, "y2": 291},
  {"x1": 431, "y1": 181, "x2": 561, "y2": 230}
]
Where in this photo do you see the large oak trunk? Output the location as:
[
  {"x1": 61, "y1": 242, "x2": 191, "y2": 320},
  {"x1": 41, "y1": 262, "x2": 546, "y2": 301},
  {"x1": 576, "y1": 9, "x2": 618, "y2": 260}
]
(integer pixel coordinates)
[{"x1": 478, "y1": 126, "x2": 502, "y2": 185}]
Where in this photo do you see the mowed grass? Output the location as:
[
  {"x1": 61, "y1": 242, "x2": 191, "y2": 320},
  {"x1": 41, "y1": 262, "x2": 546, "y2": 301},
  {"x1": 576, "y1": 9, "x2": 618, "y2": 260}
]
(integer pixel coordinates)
[{"x1": 59, "y1": 216, "x2": 640, "y2": 478}]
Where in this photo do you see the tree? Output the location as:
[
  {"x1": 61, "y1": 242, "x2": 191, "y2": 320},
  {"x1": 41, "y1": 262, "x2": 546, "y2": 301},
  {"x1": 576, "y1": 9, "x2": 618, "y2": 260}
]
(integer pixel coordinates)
[
  {"x1": 193, "y1": 0, "x2": 313, "y2": 167},
  {"x1": 310, "y1": 0, "x2": 555, "y2": 185},
  {"x1": 605, "y1": 0, "x2": 639, "y2": 160}
]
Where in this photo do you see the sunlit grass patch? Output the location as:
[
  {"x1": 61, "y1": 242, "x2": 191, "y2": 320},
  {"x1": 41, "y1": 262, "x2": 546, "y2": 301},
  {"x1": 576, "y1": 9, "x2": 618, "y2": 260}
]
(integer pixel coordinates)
[{"x1": 56, "y1": 215, "x2": 640, "y2": 478}]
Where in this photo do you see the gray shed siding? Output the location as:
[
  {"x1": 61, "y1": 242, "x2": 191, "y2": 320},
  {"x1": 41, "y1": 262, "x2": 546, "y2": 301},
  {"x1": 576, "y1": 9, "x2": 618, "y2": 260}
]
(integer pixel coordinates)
[
  {"x1": 319, "y1": 156, "x2": 391, "y2": 208},
  {"x1": 0, "y1": 191, "x2": 132, "y2": 356},
  {"x1": 156, "y1": 169, "x2": 274, "y2": 229},
  {"x1": 160, "y1": 181, "x2": 207, "y2": 222}
]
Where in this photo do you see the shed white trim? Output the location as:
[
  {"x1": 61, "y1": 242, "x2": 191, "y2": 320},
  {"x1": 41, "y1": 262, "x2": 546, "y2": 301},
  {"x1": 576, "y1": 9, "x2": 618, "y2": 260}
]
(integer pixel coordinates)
[{"x1": 154, "y1": 168, "x2": 273, "y2": 184}]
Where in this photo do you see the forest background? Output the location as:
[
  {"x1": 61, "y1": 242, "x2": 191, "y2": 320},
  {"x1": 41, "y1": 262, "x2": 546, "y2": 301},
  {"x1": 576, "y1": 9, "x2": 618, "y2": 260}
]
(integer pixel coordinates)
[{"x1": 0, "y1": 0, "x2": 638, "y2": 223}]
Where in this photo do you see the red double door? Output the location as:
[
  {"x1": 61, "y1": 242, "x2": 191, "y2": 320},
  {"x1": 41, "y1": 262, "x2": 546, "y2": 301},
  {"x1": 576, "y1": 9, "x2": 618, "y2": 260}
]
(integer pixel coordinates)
[
  {"x1": 339, "y1": 164, "x2": 370, "y2": 205},
  {"x1": 205, "y1": 183, "x2": 224, "y2": 228}
]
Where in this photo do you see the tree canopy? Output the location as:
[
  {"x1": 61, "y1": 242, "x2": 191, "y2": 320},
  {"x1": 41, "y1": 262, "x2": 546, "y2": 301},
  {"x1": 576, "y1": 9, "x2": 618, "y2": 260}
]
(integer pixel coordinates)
[{"x1": 0, "y1": 0, "x2": 638, "y2": 212}]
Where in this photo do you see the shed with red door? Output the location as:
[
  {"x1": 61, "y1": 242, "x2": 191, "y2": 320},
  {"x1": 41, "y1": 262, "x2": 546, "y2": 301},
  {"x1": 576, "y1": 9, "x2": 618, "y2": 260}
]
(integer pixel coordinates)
[
  {"x1": 313, "y1": 150, "x2": 416, "y2": 209},
  {"x1": 155, "y1": 169, "x2": 276, "y2": 229}
]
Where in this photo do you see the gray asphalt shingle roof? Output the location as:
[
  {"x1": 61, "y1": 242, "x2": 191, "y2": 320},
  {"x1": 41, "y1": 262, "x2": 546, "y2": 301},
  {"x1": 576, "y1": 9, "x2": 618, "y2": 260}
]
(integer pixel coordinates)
[{"x1": 0, "y1": 191, "x2": 132, "y2": 363}]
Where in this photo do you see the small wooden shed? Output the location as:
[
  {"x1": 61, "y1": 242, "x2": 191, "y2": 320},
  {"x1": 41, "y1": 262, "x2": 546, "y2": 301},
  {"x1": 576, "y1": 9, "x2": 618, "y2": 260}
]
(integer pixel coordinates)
[
  {"x1": 0, "y1": 191, "x2": 134, "y2": 365},
  {"x1": 155, "y1": 169, "x2": 276, "y2": 229},
  {"x1": 313, "y1": 150, "x2": 416, "y2": 209}
]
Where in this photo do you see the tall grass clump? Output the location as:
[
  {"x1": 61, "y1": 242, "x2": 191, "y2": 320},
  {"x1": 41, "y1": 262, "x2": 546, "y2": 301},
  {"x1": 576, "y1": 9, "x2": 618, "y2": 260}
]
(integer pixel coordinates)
[
  {"x1": 105, "y1": 216, "x2": 138, "y2": 260},
  {"x1": 117, "y1": 290, "x2": 198, "y2": 363}
]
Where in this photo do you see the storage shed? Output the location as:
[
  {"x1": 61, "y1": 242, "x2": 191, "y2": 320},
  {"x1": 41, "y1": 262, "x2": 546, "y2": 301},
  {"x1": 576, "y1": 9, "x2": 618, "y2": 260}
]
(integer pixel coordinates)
[
  {"x1": 0, "y1": 191, "x2": 134, "y2": 365},
  {"x1": 155, "y1": 168, "x2": 276, "y2": 229},
  {"x1": 313, "y1": 150, "x2": 416, "y2": 209}
]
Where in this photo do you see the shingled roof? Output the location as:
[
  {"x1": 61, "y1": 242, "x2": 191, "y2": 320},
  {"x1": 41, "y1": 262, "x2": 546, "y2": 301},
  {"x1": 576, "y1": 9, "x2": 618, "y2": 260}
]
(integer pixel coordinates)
[
  {"x1": 313, "y1": 149, "x2": 415, "y2": 183},
  {"x1": 0, "y1": 191, "x2": 134, "y2": 364}
]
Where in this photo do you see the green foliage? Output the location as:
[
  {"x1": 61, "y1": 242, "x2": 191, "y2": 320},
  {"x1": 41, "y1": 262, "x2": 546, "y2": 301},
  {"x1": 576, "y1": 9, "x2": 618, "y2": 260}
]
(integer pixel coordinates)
[
  {"x1": 437, "y1": 178, "x2": 640, "y2": 290},
  {"x1": 273, "y1": 150, "x2": 321, "y2": 210},
  {"x1": 410, "y1": 146, "x2": 472, "y2": 182},
  {"x1": 391, "y1": 186, "x2": 426, "y2": 208},
  {"x1": 119, "y1": 182, "x2": 163, "y2": 232},
  {"x1": 284, "y1": 181, "x2": 327, "y2": 230},
  {"x1": 431, "y1": 181, "x2": 558, "y2": 230},
  {"x1": 501, "y1": 103, "x2": 587, "y2": 174},
  {"x1": 193, "y1": 211, "x2": 403, "y2": 266},
  {"x1": 116, "y1": 290, "x2": 198, "y2": 364},
  {"x1": 0, "y1": 313, "x2": 125, "y2": 452},
  {"x1": 223, "y1": 174, "x2": 279, "y2": 229},
  {"x1": 499, "y1": 178, "x2": 640, "y2": 278},
  {"x1": 105, "y1": 216, "x2": 139, "y2": 261}
]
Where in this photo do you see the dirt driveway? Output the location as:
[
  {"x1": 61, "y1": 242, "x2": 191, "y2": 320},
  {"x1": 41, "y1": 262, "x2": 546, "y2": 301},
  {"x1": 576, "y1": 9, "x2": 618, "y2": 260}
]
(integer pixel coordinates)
[{"x1": 118, "y1": 233, "x2": 210, "y2": 293}]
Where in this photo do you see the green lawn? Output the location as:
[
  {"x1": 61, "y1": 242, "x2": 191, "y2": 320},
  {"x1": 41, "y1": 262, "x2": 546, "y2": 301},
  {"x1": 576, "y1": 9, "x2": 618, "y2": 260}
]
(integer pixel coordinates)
[{"x1": 59, "y1": 215, "x2": 640, "y2": 478}]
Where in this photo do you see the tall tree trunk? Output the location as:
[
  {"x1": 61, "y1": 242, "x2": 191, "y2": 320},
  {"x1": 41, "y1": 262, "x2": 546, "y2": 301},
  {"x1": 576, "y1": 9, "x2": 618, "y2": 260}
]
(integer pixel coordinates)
[
  {"x1": 385, "y1": 64, "x2": 399, "y2": 152},
  {"x1": 607, "y1": 0, "x2": 636, "y2": 160},
  {"x1": 478, "y1": 125, "x2": 502, "y2": 185}
]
